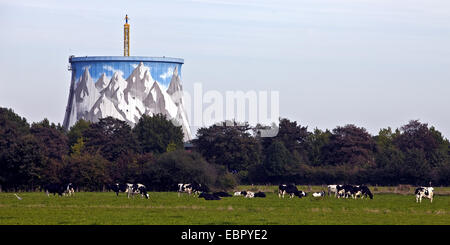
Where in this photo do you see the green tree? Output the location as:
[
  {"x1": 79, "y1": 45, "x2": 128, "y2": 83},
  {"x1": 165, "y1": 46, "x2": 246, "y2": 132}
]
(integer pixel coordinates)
[
  {"x1": 263, "y1": 140, "x2": 293, "y2": 183},
  {"x1": 166, "y1": 142, "x2": 178, "y2": 153},
  {"x1": 0, "y1": 108, "x2": 45, "y2": 190},
  {"x1": 307, "y1": 128, "x2": 331, "y2": 166},
  {"x1": 142, "y1": 150, "x2": 231, "y2": 191},
  {"x1": 193, "y1": 121, "x2": 261, "y2": 172},
  {"x1": 82, "y1": 117, "x2": 138, "y2": 162},
  {"x1": 133, "y1": 114, "x2": 184, "y2": 154},
  {"x1": 63, "y1": 153, "x2": 111, "y2": 191},
  {"x1": 67, "y1": 119, "x2": 91, "y2": 150},
  {"x1": 321, "y1": 124, "x2": 376, "y2": 167},
  {"x1": 30, "y1": 119, "x2": 69, "y2": 161},
  {"x1": 274, "y1": 118, "x2": 310, "y2": 161}
]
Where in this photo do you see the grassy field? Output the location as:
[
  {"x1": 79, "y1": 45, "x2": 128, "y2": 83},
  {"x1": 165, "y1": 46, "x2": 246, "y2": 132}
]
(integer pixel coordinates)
[{"x1": 1, "y1": 186, "x2": 449, "y2": 225}]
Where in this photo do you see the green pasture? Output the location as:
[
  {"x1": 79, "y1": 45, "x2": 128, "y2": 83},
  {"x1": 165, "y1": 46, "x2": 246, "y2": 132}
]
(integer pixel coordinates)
[{"x1": 0, "y1": 187, "x2": 449, "y2": 225}]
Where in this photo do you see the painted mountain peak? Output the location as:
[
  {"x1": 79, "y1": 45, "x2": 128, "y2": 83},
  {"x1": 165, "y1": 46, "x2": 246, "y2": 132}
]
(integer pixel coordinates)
[{"x1": 68, "y1": 63, "x2": 191, "y2": 141}]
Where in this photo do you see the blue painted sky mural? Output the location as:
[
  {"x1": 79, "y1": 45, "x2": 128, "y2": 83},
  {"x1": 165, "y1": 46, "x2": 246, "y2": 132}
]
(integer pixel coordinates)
[{"x1": 73, "y1": 61, "x2": 182, "y2": 87}]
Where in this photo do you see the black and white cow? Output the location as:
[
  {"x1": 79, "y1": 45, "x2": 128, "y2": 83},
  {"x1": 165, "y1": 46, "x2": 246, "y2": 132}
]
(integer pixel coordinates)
[
  {"x1": 355, "y1": 185, "x2": 373, "y2": 199},
  {"x1": 44, "y1": 183, "x2": 64, "y2": 196},
  {"x1": 64, "y1": 183, "x2": 75, "y2": 196},
  {"x1": 128, "y1": 183, "x2": 149, "y2": 199},
  {"x1": 178, "y1": 183, "x2": 208, "y2": 197},
  {"x1": 312, "y1": 191, "x2": 325, "y2": 197},
  {"x1": 327, "y1": 185, "x2": 343, "y2": 197},
  {"x1": 335, "y1": 184, "x2": 373, "y2": 199},
  {"x1": 415, "y1": 187, "x2": 434, "y2": 203},
  {"x1": 110, "y1": 183, "x2": 130, "y2": 196},
  {"x1": 245, "y1": 191, "x2": 255, "y2": 198},
  {"x1": 336, "y1": 184, "x2": 357, "y2": 199},
  {"x1": 44, "y1": 183, "x2": 74, "y2": 197},
  {"x1": 297, "y1": 190, "x2": 307, "y2": 198},
  {"x1": 278, "y1": 184, "x2": 299, "y2": 198},
  {"x1": 234, "y1": 191, "x2": 248, "y2": 197},
  {"x1": 178, "y1": 183, "x2": 193, "y2": 196}
]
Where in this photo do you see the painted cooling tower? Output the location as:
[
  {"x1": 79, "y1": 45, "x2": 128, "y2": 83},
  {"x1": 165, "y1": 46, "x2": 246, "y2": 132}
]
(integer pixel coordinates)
[{"x1": 63, "y1": 56, "x2": 191, "y2": 141}]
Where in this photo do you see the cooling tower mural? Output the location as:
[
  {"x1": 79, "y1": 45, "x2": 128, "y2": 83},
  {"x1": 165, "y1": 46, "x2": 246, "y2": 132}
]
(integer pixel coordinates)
[{"x1": 63, "y1": 56, "x2": 192, "y2": 141}]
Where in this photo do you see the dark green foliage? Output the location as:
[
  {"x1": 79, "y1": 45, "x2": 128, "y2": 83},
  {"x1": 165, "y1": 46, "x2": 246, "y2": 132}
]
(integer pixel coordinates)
[
  {"x1": 193, "y1": 121, "x2": 261, "y2": 172},
  {"x1": 321, "y1": 124, "x2": 376, "y2": 167},
  {"x1": 143, "y1": 150, "x2": 236, "y2": 191},
  {"x1": 133, "y1": 114, "x2": 184, "y2": 154},
  {"x1": 67, "y1": 119, "x2": 90, "y2": 150},
  {"x1": 31, "y1": 119, "x2": 69, "y2": 161},
  {"x1": 1, "y1": 105, "x2": 450, "y2": 191},
  {"x1": 273, "y1": 118, "x2": 310, "y2": 162},
  {"x1": 0, "y1": 108, "x2": 44, "y2": 190},
  {"x1": 62, "y1": 153, "x2": 111, "y2": 191},
  {"x1": 307, "y1": 128, "x2": 331, "y2": 166},
  {"x1": 262, "y1": 140, "x2": 292, "y2": 183},
  {"x1": 82, "y1": 117, "x2": 138, "y2": 162}
]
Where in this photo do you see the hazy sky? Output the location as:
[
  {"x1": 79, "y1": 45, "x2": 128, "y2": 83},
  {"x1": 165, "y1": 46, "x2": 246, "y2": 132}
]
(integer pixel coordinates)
[{"x1": 1, "y1": 0, "x2": 449, "y2": 138}]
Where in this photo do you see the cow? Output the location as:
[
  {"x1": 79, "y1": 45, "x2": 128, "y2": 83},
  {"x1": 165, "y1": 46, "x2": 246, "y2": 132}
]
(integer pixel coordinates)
[
  {"x1": 110, "y1": 183, "x2": 130, "y2": 196},
  {"x1": 297, "y1": 190, "x2": 307, "y2": 198},
  {"x1": 245, "y1": 191, "x2": 255, "y2": 198},
  {"x1": 234, "y1": 191, "x2": 247, "y2": 197},
  {"x1": 128, "y1": 183, "x2": 149, "y2": 199},
  {"x1": 356, "y1": 185, "x2": 373, "y2": 199},
  {"x1": 64, "y1": 183, "x2": 75, "y2": 196},
  {"x1": 213, "y1": 192, "x2": 232, "y2": 197},
  {"x1": 415, "y1": 187, "x2": 434, "y2": 203},
  {"x1": 178, "y1": 183, "x2": 208, "y2": 197},
  {"x1": 312, "y1": 191, "x2": 325, "y2": 197},
  {"x1": 279, "y1": 184, "x2": 300, "y2": 198},
  {"x1": 44, "y1": 183, "x2": 64, "y2": 196},
  {"x1": 336, "y1": 185, "x2": 345, "y2": 198},
  {"x1": 327, "y1": 185, "x2": 343, "y2": 197},
  {"x1": 338, "y1": 184, "x2": 358, "y2": 199},
  {"x1": 336, "y1": 185, "x2": 352, "y2": 198},
  {"x1": 254, "y1": 192, "x2": 266, "y2": 198},
  {"x1": 178, "y1": 183, "x2": 193, "y2": 196},
  {"x1": 199, "y1": 192, "x2": 221, "y2": 200}
]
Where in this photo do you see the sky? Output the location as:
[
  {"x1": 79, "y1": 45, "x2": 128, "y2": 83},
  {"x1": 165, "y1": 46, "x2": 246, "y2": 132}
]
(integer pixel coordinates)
[{"x1": 0, "y1": 0, "x2": 449, "y2": 138}]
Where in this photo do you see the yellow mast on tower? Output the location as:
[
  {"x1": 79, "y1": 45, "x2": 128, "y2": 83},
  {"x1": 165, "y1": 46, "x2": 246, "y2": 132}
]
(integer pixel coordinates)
[{"x1": 124, "y1": 15, "x2": 130, "y2": 56}]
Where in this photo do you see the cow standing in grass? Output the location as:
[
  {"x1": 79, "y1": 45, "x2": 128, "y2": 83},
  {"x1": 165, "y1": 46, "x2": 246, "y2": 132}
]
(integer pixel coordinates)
[
  {"x1": 128, "y1": 183, "x2": 149, "y2": 199},
  {"x1": 356, "y1": 185, "x2": 373, "y2": 199},
  {"x1": 178, "y1": 183, "x2": 208, "y2": 197},
  {"x1": 64, "y1": 183, "x2": 75, "y2": 196},
  {"x1": 44, "y1": 183, "x2": 64, "y2": 196},
  {"x1": 328, "y1": 185, "x2": 343, "y2": 197},
  {"x1": 45, "y1": 183, "x2": 74, "y2": 197},
  {"x1": 415, "y1": 187, "x2": 434, "y2": 203},
  {"x1": 110, "y1": 183, "x2": 131, "y2": 197},
  {"x1": 279, "y1": 184, "x2": 300, "y2": 198}
]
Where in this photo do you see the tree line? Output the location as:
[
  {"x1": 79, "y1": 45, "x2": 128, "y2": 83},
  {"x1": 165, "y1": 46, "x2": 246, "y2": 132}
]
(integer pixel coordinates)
[{"x1": 1, "y1": 107, "x2": 449, "y2": 192}]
